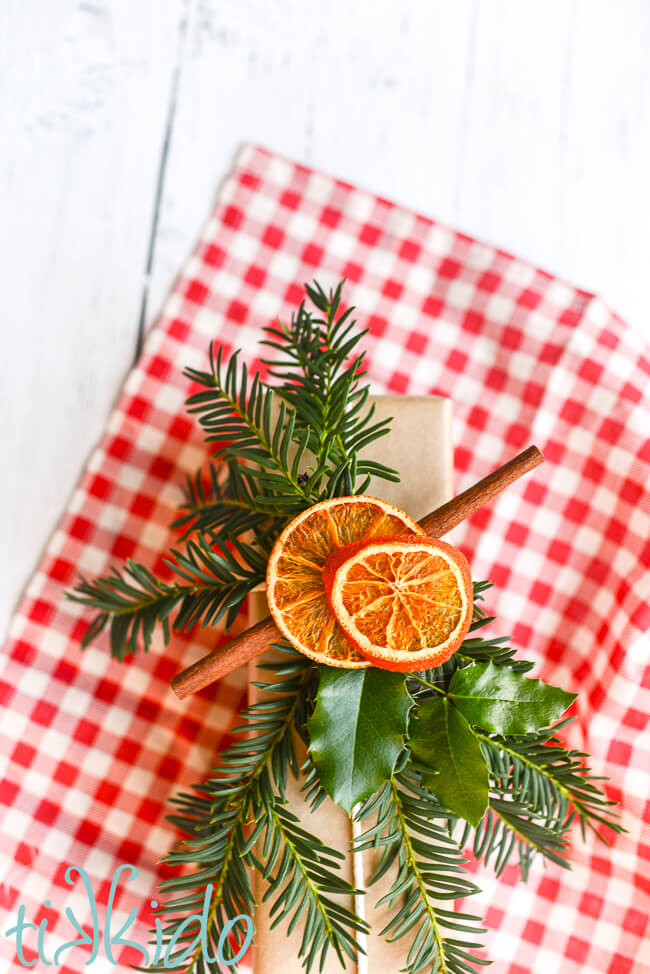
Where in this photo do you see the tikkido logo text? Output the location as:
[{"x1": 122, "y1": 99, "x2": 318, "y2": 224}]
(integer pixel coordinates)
[{"x1": 3, "y1": 863, "x2": 254, "y2": 968}]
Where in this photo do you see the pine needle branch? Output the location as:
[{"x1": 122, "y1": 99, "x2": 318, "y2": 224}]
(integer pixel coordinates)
[
  {"x1": 171, "y1": 459, "x2": 287, "y2": 545},
  {"x1": 256, "y1": 801, "x2": 368, "y2": 971},
  {"x1": 451, "y1": 743, "x2": 573, "y2": 881},
  {"x1": 153, "y1": 647, "x2": 365, "y2": 973},
  {"x1": 68, "y1": 562, "x2": 184, "y2": 660},
  {"x1": 261, "y1": 280, "x2": 400, "y2": 497},
  {"x1": 151, "y1": 648, "x2": 311, "y2": 973},
  {"x1": 355, "y1": 770, "x2": 489, "y2": 974},
  {"x1": 68, "y1": 532, "x2": 265, "y2": 660},
  {"x1": 71, "y1": 279, "x2": 401, "y2": 658},
  {"x1": 184, "y1": 346, "x2": 313, "y2": 514},
  {"x1": 473, "y1": 722, "x2": 624, "y2": 844}
]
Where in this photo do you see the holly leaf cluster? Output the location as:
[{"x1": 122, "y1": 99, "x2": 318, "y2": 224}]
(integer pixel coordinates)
[
  {"x1": 303, "y1": 586, "x2": 621, "y2": 973},
  {"x1": 307, "y1": 588, "x2": 579, "y2": 825},
  {"x1": 147, "y1": 591, "x2": 622, "y2": 974},
  {"x1": 409, "y1": 661, "x2": 576, "y2": 824}
]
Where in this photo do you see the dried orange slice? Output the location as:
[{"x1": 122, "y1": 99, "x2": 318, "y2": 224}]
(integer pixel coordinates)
[
  {"x1": 266, "y1": 497, "x2": 425, "y2": 667},
  {"x1": 325, "y1": 535, "x2": 472, "y2": 672}
]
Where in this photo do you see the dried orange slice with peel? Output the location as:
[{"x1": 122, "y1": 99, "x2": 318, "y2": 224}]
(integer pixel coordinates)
[
  {"x1": 324, "y1": 535, "x2": 473, "y2": 672},
  {"x1": 266, "y1": 496, "x2": 425, "y2": 667}
]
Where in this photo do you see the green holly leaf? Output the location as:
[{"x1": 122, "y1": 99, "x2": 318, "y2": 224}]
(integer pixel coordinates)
[
  {"x1": 409, "y1": 697, "x2": 488, "y2": 826},
  {"x1": 308, "y1": 667, "x2": 411, "y2": 814},
  {"x1": 449, "y1": 661, "x2": 577, "y2": 735}
]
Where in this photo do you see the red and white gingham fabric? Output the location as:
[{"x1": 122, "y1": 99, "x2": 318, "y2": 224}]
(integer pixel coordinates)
[{"x1": 1, "y1": 144, "x2": 649, "y2": 974}]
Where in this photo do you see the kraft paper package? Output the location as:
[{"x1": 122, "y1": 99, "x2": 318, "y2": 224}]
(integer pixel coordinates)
[{"x1": 249, "y1": 395, "x2": 453, "y2": 973}]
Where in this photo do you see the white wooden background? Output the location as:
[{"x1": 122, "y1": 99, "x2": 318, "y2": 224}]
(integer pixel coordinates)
[{"x1": 2, "y1": 0, "x2": 650, "y2": 640}]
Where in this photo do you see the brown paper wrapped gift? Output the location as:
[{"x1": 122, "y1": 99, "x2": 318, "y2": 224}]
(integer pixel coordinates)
[{"x1": 249, "y1": 395, "x2": 453, "y2": 973}]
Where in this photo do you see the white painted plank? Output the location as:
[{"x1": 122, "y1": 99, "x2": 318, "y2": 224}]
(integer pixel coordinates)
[
  {"x1": 455, "y1": 0, "x2": 650, "y2": 336},
  {"x1": 145, "y1": 0, "x2": 475, "y2": 324},
  {"x1": 562, "y1": 0, "x2": 650, "y2": 333},
  {"x1": 0, "y1": 0, "x2": 184, "y2": 638},
  {"x1": 149, "y1": 0, "x2": 650, "y2": 334},
  {"x1": 454, "y1": 1, "x2": 577, "y2": 274}
]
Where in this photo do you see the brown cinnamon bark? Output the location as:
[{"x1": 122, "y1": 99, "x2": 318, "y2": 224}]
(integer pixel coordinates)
[
  {"x1": 417, "y1": 444, "x2": 543, "y2": 535},
  {"x1": 170, "y1": 616, "x2": 279, "y2": 698}
]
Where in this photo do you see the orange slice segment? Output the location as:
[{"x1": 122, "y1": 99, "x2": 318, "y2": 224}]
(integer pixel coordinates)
[
  {"x1": 326, "y1": 535, "x2": 472, "y2": 672},
  {"x1": 266, "y1": 497, "x2": 425, "y2": 667}
]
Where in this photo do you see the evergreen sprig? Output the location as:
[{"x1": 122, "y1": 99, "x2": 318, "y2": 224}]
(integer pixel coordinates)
[
  {"x1": 261, "y1": 279, "x2": 400, "y2": 497},
  {"x1": 256, "y1": 802, "x2": 367, "y2": 971},
  {"x1": 443, "y1": 717, "x2": 624, "y2": 886},
  {"x1": 476, "y1": 721, "x2": 623, "y2": 841},
  {"x1": 152, "y1": 646, "x2": 366, "y2": 973},
  {"x1": 402, "y1": 583, "x2": 622, "y2": 891},
  {"x1": 172, "y1": 459, "x2": 284, "y2": 548},
  {"x1": 355, "y1": 769, "x2": 489, "y2": 974},
  {"x1": 68, "y1": 532, "x2": 265, "y2": 660},
  {"x1": 70, "y1": 279, "x2": 398, "y2": 660},
  {"x1": 453, "y1": 737, "x2": 574, "y2": 881},
  {"x1": 184, "y1": 347, "x2": 313, "y2": 514}
]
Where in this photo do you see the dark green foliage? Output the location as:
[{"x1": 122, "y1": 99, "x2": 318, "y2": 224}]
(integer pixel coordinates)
[
  {"x1": 308, "y1": 667, "x2": 412, "y2": 813},
  {"x1": 172, "y1": 458, "x2": 285, "y2": 549},
  {"x1": 184, "y1": 346, "x2": 313, "y2": 515},
  {"x1": 477, "y1": 719, "x2": 624, "y2": 840},
  {"x1": 354, "y1": 770, "x2": 490, "y2": 974},
  {"x1": 445, "y1": 717, "x2": 624, "y2": 885},
  {"x1": 68, "y1": 533, "x2": 266, "y2": 661},
  {"x1": 152, "y1": 646, "x2": 367, "y2": 973},
  {"x1": 68, "y1": 561, "x2": 182, "y2": 660},
  {"x1": 409, "y1": 697, "x2": 489, "y2": 826},
  {"x1": 448, "y1": 661, "x2": 576, "y2": 736},
  {"x1": 464, "y1": 735, "x2": 573, "y2": 880},
  {"x1": 70, "y1": 280, "x2": 399, "y2": 660},
  {"x1": 261, "y1": 279, "x2": 400, "y2": 497},
  {"x1": 255, "y1": 802, "x2": 368, "y2": 971}
]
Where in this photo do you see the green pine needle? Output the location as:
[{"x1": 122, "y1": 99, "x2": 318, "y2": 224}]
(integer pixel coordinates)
[
  {"x1": 184, "y1": 345, "x2": 314, "y2": 511},
  {"x1": 475, "y1": 721, "x2": 624, "y2": 842},
  {"x1": 354, "y1": 769, "x2": 490, "y2": 974},
  {"x1": 152, "y1": 646, "x2": 366, "y2": 974},
  {"x1": 67, "y1": 533, "x2": 265, "y2": 660},
  {"x1": 261, "y1": 279, "x2": 399, "y2": 497},
  {"x1": 171, "y1": 458, "x2": 286, "y2": 546},
  {"x1": 407, "y1": 584, "x2": 623, "y2": 885}
]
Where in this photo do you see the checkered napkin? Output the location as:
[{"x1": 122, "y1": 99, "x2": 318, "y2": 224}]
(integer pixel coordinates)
[{"x1": 1, "y1": 144, "x2": 649, "y2": 974}]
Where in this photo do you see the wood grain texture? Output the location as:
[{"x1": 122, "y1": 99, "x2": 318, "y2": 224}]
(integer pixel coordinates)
[
  {"x1": 3, "y1": 0, "x2": 650, "y2": 638},
  {"x1": 1, "y1": 0, "x2": 186, "y2": 637}
]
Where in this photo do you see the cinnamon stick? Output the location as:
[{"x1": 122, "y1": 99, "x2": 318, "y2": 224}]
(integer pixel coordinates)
[
  {"x1": 171, "y1": 445, "x2": 543, "y2": 699},
  {"x1": 418, "y1": 444, "x2": 543, "y2": 536},
  {"x1": 171, "y1": 616, "x2": 279, "y2": 698}
]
